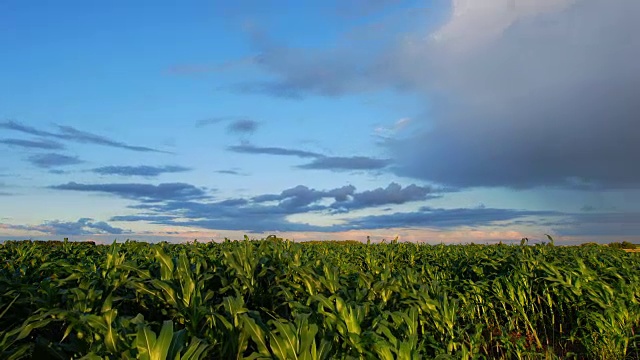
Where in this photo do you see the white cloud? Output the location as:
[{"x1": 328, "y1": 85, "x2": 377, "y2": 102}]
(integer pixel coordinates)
[{"x1": 431, "y1": 0, "x2": 578, "y2": 53}]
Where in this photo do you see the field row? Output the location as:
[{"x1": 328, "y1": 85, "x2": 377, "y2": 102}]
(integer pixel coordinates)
[{"x1": 1, "y1": 238, "x2": 639, "y2": 359}]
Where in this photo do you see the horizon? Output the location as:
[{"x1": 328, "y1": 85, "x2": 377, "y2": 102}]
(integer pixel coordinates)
[{"x1": 1, "y1": 0, "x2": 639, "y2": 245}]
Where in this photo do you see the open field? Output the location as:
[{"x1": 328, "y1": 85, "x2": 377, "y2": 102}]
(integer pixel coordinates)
[{"x1": 1, "y1": 238, "x2": 639, "y2": 359}]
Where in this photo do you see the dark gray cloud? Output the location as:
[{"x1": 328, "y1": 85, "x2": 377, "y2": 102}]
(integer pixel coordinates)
[
  {"x1": 91, "y1": 165, "x2": 191, "y2": 177},
  {"x1": 28, "y1": 153, "x2": 83, "y2": 168},
  {"x1": 389, "y1": 1, "x2": 640, "y2": 190},
  {"x1": 2, "y1": 218, "x2": 129, "y2": 235},
  {"x1": 549, "y1": 212, "x2": 640, "y2": 237},
  {"x1": 298, "y1": 156, "x2": 391, "y2": 171},
  {"x1": 50, "y1": 182, "x2": 210, "y2": 202},
  {"x1": 227, "y1": 119, "x2": 259, "y2": 134},
  {"x1": 228, "y1": 144, "x2": 322, "y2": 158},
  {"x1": 0, "y1": 138, "x2": 65, "y2": 150},
  {"x1": 0, "y1": 120, "x2": 167, "y2": 153}
]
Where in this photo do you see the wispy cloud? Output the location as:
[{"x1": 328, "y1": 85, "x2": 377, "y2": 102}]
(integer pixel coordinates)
[
  {"x1": 341, "y1": 207, "x2": 560, "y2": 231},
  {"x1": 215, "y1": 169, "x2": 249, "y2": 176},
  {"x1": 228, "y1": 144, "x2": 391, "y2": 171},
  {"x1": 195, "y1": 117, "x2": 233, "y2": 128},
  {"x1": 298, "y1": 156, "x2": 391, "y2": 171},
  {"x1": 91, "y1": 165, "x2": 191, "y2": 177},
  {"x1": 0, "y1": 138, "x2": 65, "y2": 150},
  {"x1": 0, "y1": 120, "x2": 55, "y2": 137},
  {"x1": 0, "y1": 120, "x2": 167, "y2": 153},
  {"x1": 227, "y1": 144, "x2": 323, "y2": 158},
  {"x1": 227, "y1": 119, "x2": 259, "y2": 134},
  {"x1": 1, "y1": 218, "x2": 129, "y2": 235},
  {"x1": 196, "y1": 117, "x2": 260, "y2": 135},
  {"x1": 55, "y1": 125, "x2": 168, "y2": 153},
  {"x1": 110, "y1": 214, "x2": 178, "y2": 222},
  {"x1": 50, "y1": 182, "x2": 211, "y2": 202},
  {"x1": 27, "y1": 153, "x2": 83, "y2": 168}
]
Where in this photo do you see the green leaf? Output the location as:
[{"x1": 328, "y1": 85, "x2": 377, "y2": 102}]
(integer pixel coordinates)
[
  {"x1": 154, "y1": 248, "x2": 175, "y2": 281},
  {"x1": 240, "y1": 315, "x2": 271, "y2": 357},
  {"x1": 136, "y1": 325, "x2": 157, "y2": 360},
  {"x1": 167, "y1": 329, "x2": 186, "y2": 360},
  {"x1": 181, "y1": 337, "x2": 209, "y2": 360},
  {"x1": 154, "y1": 320, "x2": 174, "y2": 360}
]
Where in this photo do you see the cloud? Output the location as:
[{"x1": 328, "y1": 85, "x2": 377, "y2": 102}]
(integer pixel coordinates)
[
  {"x1": 91, "y1": 165, "x2": 191, "y2": 177},
  {"x1": 27, "y1": 153, "x2": 83, "y2": 168},
  {"x1": 430, "y1": 0, "x2": 577, "y2": 53},
  {"x1": 118, "y1": 200, "x2": 557, "y2": 233},
  {"x1": 224, "y1": 0, "x2": 640, "y2": 190},
  {"x1": 298, "y1": 156, "x2": 391, "y2": 171},
  {"x1": 49, "y1": 182, "x2": 211, "y2": 202},
  {"x1": 196, "y1": 117, "x2": 260, "y2": 134},
  {"x1": 215, "y1": 169, "x2": 249, "y2": 176},
  {"x1": 229, "y1": 144, "x2": 391, "y2": 171},
  {"x1": 54, "y1": 125, "x2": 168, "y2": 153},
  {"x1": 331, "y1": 183, "x2": 438, "y2": 212},
  {"x1": 388, "y1": 0, "x2": 640, "y2": 190},
  {"x1": 112, "y1": 182, "x2": 473, "y2": 232},
  {"x1": 341, "y1": 207, "x2": 560, "y2": 230},
  {"x1": 1, "y1": 218, "x2": 129, "y2": 235},
  {"x1": 223, "y1": 6, "x2": 424, "y2": 99},
  {"x1": 0, "y1": 120, "x2": 55, "y2": 137},
  {"x1": 227, "y1": 119, "x2": 259, "y2": 134},
  {"x1": 110, "y1": 215, "x2": 178, "y2": 222},
  {"x1": 374, "y1": 117, "x2": 413, "y2": 139},
  {"x1": 0, "y1": 120, "x2": 167, "y2": 153},
  {"x1": 549, "y1": 211, "x2": 640, "y2": 237},
  {"x1": 227, "y1": 144, "x2": 323, "y2": 158},
  {"x1": 229, "y1": 52, "x2": 373, "y2": 99},
  {"x1": 0, "y1": 138, "x2": 65, "y2": 150}
]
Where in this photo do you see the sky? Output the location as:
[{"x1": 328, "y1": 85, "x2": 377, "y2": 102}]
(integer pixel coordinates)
[{"x1": 1, "y1": 0, "x2": 639, "y2": 244}]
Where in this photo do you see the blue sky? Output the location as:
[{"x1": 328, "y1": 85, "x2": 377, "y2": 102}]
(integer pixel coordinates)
[{"x1": 1, "y1": 0, "x2": 639, "y2": 244}]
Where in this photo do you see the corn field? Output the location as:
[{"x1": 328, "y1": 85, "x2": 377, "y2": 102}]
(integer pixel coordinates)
[{"x1": 1, "y1": 237, "x2": 639, "y2": 359}]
